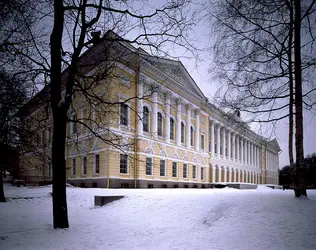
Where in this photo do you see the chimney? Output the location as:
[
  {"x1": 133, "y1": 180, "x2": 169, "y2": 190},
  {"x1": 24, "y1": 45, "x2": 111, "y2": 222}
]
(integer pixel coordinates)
[{"x1": 91, "y1": 31, "x2": 101, "y2": 45}]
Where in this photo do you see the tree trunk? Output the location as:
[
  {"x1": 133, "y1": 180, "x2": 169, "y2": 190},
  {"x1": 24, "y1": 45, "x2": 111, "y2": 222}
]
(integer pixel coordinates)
[
  {"x1": 52, "y1": 111, "x2": 69, "y2": 228},
  {"x1": 293, "y1": 0, "x2": 307, "y2": 197},
  {"x1": 0, "y1": 168, "x2": 5, "y2": 202},
  {"x1": 287, "y1": 0, "x2": 295, "y2": 183},
  {"x1": 51, "y1": 0, "x2": 69, "y2": 228}
]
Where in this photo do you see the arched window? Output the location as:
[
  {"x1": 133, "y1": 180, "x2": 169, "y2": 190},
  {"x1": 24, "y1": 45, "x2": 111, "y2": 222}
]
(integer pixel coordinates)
[
  {"x1": 157, "y1": 112, "x2": 163, "y2": 136},
  {"x1": 170, "y1": 117, "x2": 174, "y2": 140},
  {"x1": 143, "y1": 106, "x2": 149, "y2": 132},
  {"x1": 190, "y1": 126, "x2": 194, "y2": 146},
  {"x1": 181, "y1": 122, "x2": 185, "y2": 143}
]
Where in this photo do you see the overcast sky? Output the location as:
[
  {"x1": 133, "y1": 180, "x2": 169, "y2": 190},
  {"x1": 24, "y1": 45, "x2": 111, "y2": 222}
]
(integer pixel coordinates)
[{"x1": 179, "y1": 28, "x2": 316, "y2": 169}]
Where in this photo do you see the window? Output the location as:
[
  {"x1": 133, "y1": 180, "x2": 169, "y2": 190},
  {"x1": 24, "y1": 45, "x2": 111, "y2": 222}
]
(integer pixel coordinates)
[
  {"x1": 95, "y1": 154, "x2": 100, "y2": 174},
  {"x1": 201, "y1": 134, "x2": 205, "y2": 150},
  {"x1": 82, "y1": 156, "x2": 87, "y2": 175},
  {"x1": 158, "y1": 112, "x2": 163, "y2": 136},
  {"x1": 120, "y1": 103, "x2": 128, "y2": 126},
  {"x1": 143, "y1": 106, "x2": 149, "y2": 132},
  {"x1": 181, "y1": 122, "x2": 185, "y2": 143},
  {"x1": 193, "y1": 165, "x2": 196, "y2": 179},
  {"x1": 47, "y1": 161, "x2": 51, "y2": 178},
  {"x1": 172, "y1": 162, "x2": 177, "y2": 177},
  {"x1": 170, "y1": 118, "x2": 175, "y2": 140},
  {"x1": 183, "y1": 163, "x2": 188, "y2": 178},
  {"x1": 160, "y1": 159, "x2": 166, "y2": 176},
  {"x1": 201, "y1": 167, "x2": 204, "y2": 180},
  {"x1": 72, "y1": 158, "x2": 76, "y2": 176},
  {"x1": 120, "y1": 154, "x2": 128, "y2": 174},
  {"x1": 71, "y1": 113, "x2": 77, "y2": 134},
  {"x1": 146, "y1": 157, "x2": 153, "y2": 175},
  {"x1": 190, "y1": 126, "x2": 194, "y2": 146}
]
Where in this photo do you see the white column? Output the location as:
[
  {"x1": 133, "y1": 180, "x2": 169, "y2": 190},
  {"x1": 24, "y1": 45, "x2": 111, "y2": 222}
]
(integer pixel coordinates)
[
  {"x1": 152, "y1": 89, "x2": 158, "y2": 137},
  {"x1": 137, "y1": 81, "x2": 143, "y2": 136},
  {"x1": 223, "y1": 127, "x2": 226, "y2": 158},
  {"x1": 210, "y1": 120, "x2": 215, "y2": 157},
  {"x1": 241, "y1": 138, "x2": 244, "y2": 164},
  {"x1": 216, "y1": 124, "x2": 221, "y2": 157},
  {"x1": 186, "y1": 104, "x2": 191, "y2": 149},
  {"x1": 228, "y1": 129, "x2": 231, "y2": 161},
  {"x1": 250, "y1": 142, "x2": 253, "y2": 167},
  {"x1": 257, "y1": 147, "x2": 260, "y2": 168},
  {"x1": 232, "y1": 133, "x2": 236, "y2": 161},
  {"x1": 165, "y1": 93, "x2": 170, "y2": 143},
  {"x1": 176, "y1": 99, "x2": 182, "y2": 146},
  {"x1": 195, "y1": 110, "x2": 200, "y2": 151},
  {"x1": 211, "y1": 165, "x2": 215, "y2": 183}
]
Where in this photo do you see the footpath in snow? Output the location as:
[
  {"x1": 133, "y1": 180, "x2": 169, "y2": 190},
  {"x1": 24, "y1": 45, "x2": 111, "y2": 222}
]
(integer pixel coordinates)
[{"x1": 1, "y1": 184, "x2": 316, "y2": 250}]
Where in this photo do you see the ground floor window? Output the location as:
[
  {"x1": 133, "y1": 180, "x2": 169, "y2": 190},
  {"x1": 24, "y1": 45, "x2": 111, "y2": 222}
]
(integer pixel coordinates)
[
  {"x1": 172, "y1": 162, "x2": 177, "y2": 177},
  {"x1": 120, "y1": 154, "x2": 128, "y2": 174},
  {"x1": 95, "y1": 154, "x2": 100, "y2": 174},
  {"x1": 146, "y1": 157, "x2": 153, "y2": 175},
  {"x1": 160, "y1": 159, "x2": 166, "y2": 176},
  {"x1": 72, "y1": 158, "x2": 76, "y2": 176},
  {"x1": 82, "y1": 156, "x2": 87, "y2": 175},
  {"x1": 201, "y1": 167, "x2": 204, "y2": 180},
  {"x1": 193, "y1": 165, "x2": 196, "y2": 179},
  {"x1": 183, "y1": 163, "x2": 188, "y2": 178}
]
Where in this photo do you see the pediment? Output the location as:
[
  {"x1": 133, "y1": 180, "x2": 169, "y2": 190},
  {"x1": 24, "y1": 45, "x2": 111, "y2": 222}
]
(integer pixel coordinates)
[{"x1": 142, "y1": 56, "x2": 206, "y2": 100}]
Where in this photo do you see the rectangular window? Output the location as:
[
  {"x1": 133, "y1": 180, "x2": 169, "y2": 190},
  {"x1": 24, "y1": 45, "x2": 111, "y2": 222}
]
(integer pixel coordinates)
[
  {"x1": 146, "y1": 157, "x2": 153, "y2": 175},
  {"x1": 47, "y1": 161, "x2": 51, "y2": 177},
  {"x1": 190, "y1": 127, "x2": 194, "y2": 146},
  {"x1": 183, "y1": 163, "x2": 187, "y2": 178},
  {"x1": 201, "y1": 134, "x2": 205, "y2": 150},
  {"x1": 95, "y1": 154, "x2": 100, "y2": 174},
  {"x1": 71, "y1": 113, "x2": 77, "y2": 134},
  {"x1": 120, "y1": 154, "x2": 128, "y2": 174},
  {"x1": 201, "y1": 167, "x2": 204, "y2": 180},
  {"x1": 120, "y1": 103, "x2": 128, "y2": 126},
  {"x1": 72, "y1": 158, "x2": 76, "y2": 176},
  {"x1": 160, "y1": 159, "x2": 166, "y2": 176},
  {"x1": 172, "y1": 162, "x2": 177, "y2": 177},
  {"x1": 170, "y1": 118, "x2": 174, "y2": 140},
  {"x1": 82, "y1": 156, "x2": 87, "y2": 175},
  {"x1": 193, "y1": 165, "x2": 196, "y2": 179}
]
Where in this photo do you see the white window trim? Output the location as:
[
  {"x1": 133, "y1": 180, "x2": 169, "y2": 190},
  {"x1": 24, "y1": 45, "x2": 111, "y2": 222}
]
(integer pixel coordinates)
[
  {"x1": 157, "y1": 111, "x2": 165, "y2": 138},
  {"x1": 143, "y1": 103, "x2": 152, "y2": 133},
  {"x1": 201, "y1": 166, "x2": 204, "y2": 180},
  {"x1": 192, "y1": 165, "x2": 197, "y2": 179},
  {"x1": 170, "y1": 115, "x2": 176, "y2": 141},
  {"x1": 94, "y1": 154, "x2": 100, "y2": 174},
  {"x1": 172, "y1": 161, "x2": 178, "y2": 178},
  {"x1": 160, "y1": 158, "x2": 166, "y2": 177},
  {"x1": 119, "y1": 101, "x2": 131, "y2": 128},
  {"x1": 146, "y1": 156, "x2": 154, "y2": 176},
  {"x1": 82, "y1": 156, "x2": 87, "y2": 175},
  {"x1": 183, "y1": 163, "x2": 188, "y2": 179},
  {"x1": 201, "y1": 133, "x2": 205, "y2": 151},
  {"x1": 120, "y1": 154, "x2": 129, "y2": 174}
]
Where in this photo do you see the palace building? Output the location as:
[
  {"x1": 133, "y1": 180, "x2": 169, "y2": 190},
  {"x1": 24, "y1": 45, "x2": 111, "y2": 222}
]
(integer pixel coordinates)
[{"x1": 19, "y1": 31, "x2": 281, "y2": 188}]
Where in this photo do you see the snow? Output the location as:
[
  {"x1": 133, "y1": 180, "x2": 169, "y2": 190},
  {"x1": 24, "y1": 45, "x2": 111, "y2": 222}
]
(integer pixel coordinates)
[{"x1": 1, "y1": 184, "x2": 316, "y2": 250}]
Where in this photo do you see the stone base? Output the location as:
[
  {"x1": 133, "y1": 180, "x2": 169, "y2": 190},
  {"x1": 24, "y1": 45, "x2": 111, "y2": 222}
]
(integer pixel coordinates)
[{"x1": 67, "y1": 178, "x2": 209, "y2": 189}]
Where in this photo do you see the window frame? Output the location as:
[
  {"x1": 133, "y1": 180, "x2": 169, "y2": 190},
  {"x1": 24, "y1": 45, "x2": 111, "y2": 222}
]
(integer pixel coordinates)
[
  {"x1": 181, "y1": 122, "x2": 185, "y2": 144},
  {"x1": 160, "y1": 159, "x2": 166, "y2": 177},
  {"x1": 172, "y1": 162, "x2": 178, "y2": 177},
  {"x1": 120, "y1": 154, "x2": 129, "y2": 174},
  {"x1": 193, "y1": 165, "x2": 196, "y2": 179},
  {"x1": 120, "y1": 103, "x2": 129, "y2": 126},
  {"x1": 94, "y1": 154, "x2": 100, "y2": 174},
  {"x1": 201, "y1": 167, "x2": 204, "y2": 180},
  {"x1": 143, "y1": 106, "x2": 150, "y2": 132},
  {"x1": 201, "y1": 134, "x2": 205, "y2": 150},
  {"x1": 82, "y1": 156, "x2": 87, "y2": 175},
  {"x1": 190, "y1": 126, "x2": 194, "y2": 147},
  {"x1": 157, "y1": 112, "x2": 163, "y2": 137},
  {"x1": 170, "y1": 117, "x2": 175, "y2": 140},
  {"x1": 146, "y1": 157, "x2": 153, "y2": 176},
  {"x1": 72, "y1": 158, "x2": 76, "y2": 176},
  {"x1": 183, "y1": 163, "x2": 188, "y2": 178}
]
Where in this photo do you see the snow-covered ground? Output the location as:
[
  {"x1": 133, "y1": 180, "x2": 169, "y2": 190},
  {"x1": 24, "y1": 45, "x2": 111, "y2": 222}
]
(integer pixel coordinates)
[{"x1": 1, "y1": 184, "x2": 316, "y2": 250}]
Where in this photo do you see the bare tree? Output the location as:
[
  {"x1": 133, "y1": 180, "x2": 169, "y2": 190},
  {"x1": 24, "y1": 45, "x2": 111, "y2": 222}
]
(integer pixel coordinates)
[
  {"x1": 5, "y1": 0, "x2": 200, "y2": 228},
  {"x1": 207, "y1": 0, "x2": 316, "y2": 197}
]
